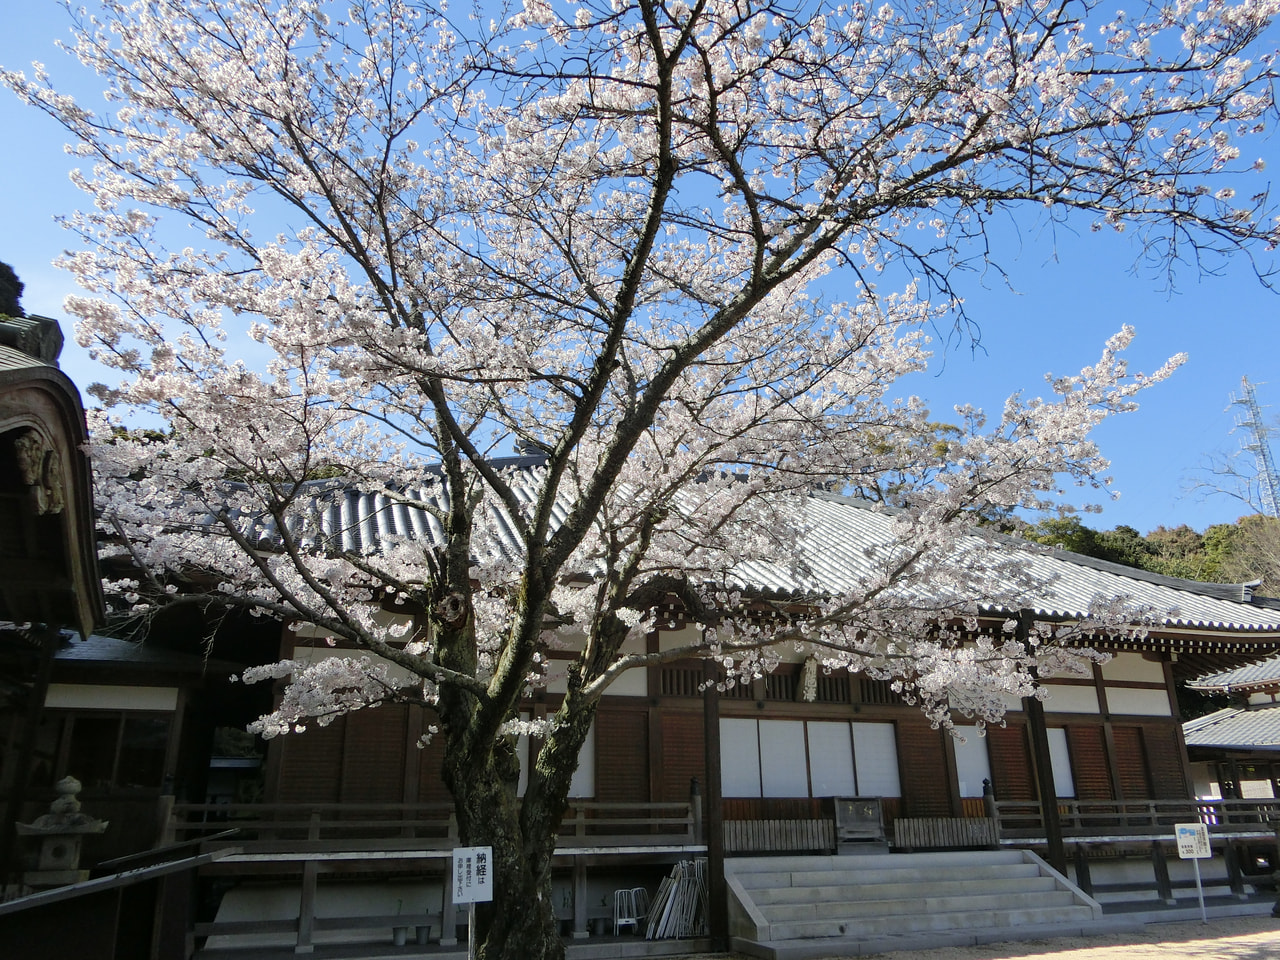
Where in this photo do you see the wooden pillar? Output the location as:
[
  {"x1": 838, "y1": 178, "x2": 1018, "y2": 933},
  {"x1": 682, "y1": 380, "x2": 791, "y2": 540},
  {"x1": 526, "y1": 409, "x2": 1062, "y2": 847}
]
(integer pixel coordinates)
[
  {"x1": 1020, "y1": 611, "x2": 1066, "y2": 875},
  {"x1": 295, "y1": 860, "x2": 318, "y2": 954},
  {"x1": 942, "y1": 726, "x2": 963, "y2": 818},
  {"x1": 1093, "y1": 663, "x2": 1125, "y2": 803},
  {"x1": 983, "y1": 779, "x2": 1000, "y2": 849},
  {"x1": 404, "y1": 705, "x2": 424, "y2": 806},
  {"x1": 441, "y1": 855, "x2": 459, "y2": 945},
  {"x1": 647, "y1": 630, "x2": 663, "y2": 804},
  {"x1": 1163, "y1": 657, "x2": 1196, "y2": 798},
  {"x1": 1073, "y1": 846, "x2": 1093, "y2": 896},
  {"x1": 702, "y1": 659, "x2": 727, "y2": 951},
  {"x1": 1224, "y1": 841, "x2": 1247, "y2": 898},
  {"x1": 1151, "y1": 841, "x2": 1174, "y2": 904},
  {"x1": 571, "y1": 859, "x2": 588, "y2": 938},
  {"x1": 152, "y1": 865, "x2": 195, "y2": 960},
  {"x1": 0, "y1": 625, "x2": 58, "y2": 889}
]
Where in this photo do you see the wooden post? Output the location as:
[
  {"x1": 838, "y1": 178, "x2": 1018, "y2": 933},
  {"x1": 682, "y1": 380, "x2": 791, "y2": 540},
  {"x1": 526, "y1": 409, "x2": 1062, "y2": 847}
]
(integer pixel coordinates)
[
  {"x1": 152, "y1": 863, "x2": 195, "y2": 960},
  {"x1": 982, "y1": 778, "x2": 1000, "y2": 849},
  {"x1": 295, "y1": 860, "x2": 318, "y2": 954},
  {"x1": 1223, "y1": 841, "x2": 1247, "y2": 898},
  {"x1": 156, "y1": 793, "x2": 176, "y2": 847},
  {"x1": 1020, "y1": 611, "x2": 1067, "y2": 875},
  {"x1": 571, "y1": 858, "x2": 589, "y2": 939},
  {"x1": 1151, "y1": 841, "x2": 1174, "y2": 904},
  {"x1": 703, "y1": 659, "x2": 727, "y2": 951},
  {"x1": 1073, "y1": 846, "x2": 1093, "y2": 897},
  {"x1": 441, "y1": 859, "x2": 459, "y2": 946}
]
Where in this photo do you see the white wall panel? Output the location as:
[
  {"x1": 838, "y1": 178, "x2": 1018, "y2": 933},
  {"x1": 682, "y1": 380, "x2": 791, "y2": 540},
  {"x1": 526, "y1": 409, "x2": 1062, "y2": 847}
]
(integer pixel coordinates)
[
  {"x1": 1106, "y1": 687, "x2": 1173, "y2": 717},
  {"x1": 1047, "y1": 727, "x2": 1075, "y2": 798},
  {"x1": 952, "y1": 726, "x2": 991, "y2": 798},
  {"x1": 1039, "y1": 684, "x2": 1100, "y2": 714},
  {"x1": 44, "y1": 683, "x2": 177, "y2": 712},
  {"x1": 720, "y1": 718, "x2": 762, "y2": 797},
  {"x1": 852, "y1": 722, "x2": 901, "y2": 797},
  {"x1": 807, "y1": 722, "x2": 856, "y2": 797},
  {"x1": 759, "y1": 720, "x2": 809, "y2": 797},
  {"x1": 1100, "y1": 653, "x2": 1165, "y2": 683}
]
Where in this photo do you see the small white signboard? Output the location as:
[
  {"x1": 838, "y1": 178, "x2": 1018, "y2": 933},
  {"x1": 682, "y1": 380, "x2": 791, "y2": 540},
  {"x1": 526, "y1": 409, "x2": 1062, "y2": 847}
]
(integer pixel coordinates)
[
  {"x1": 1175, "y1": 822, "x2": 1212, "y2": 859},
  {"x1": 452, "y1": 845, "x2": 494, "y2": 904}
]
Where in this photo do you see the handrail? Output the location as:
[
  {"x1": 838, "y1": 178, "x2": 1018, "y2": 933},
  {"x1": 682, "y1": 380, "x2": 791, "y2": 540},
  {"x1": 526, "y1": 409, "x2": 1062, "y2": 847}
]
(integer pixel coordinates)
[
  {"x1": 169, "y1": 800, "x2": 697, "y2": 849},
  {"x1": 991, "y1": 797, "x2": 1280, "y2": 842}
]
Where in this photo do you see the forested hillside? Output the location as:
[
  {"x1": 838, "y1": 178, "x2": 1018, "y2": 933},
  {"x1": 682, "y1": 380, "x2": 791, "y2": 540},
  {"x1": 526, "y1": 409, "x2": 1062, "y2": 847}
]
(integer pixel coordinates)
[{"x1": 1022, "y1": 515, "x2": 1280, "y2": 597}]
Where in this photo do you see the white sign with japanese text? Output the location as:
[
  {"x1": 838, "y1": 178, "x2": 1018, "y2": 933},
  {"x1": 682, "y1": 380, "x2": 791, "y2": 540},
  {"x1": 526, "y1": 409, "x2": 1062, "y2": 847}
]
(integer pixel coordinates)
[
  {"x1": 1174, "y1": 822, "x2": 1212, "y2": 859},
  {"x1": 452, "y1": 846, "x2": 494, "y2": 903}
]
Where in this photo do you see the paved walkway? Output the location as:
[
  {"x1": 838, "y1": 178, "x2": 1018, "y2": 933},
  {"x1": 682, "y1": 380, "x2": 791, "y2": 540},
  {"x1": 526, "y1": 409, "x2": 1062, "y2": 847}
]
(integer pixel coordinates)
[{"x1": 833, "y1": 915, "x2": 1280, "y2": 960}]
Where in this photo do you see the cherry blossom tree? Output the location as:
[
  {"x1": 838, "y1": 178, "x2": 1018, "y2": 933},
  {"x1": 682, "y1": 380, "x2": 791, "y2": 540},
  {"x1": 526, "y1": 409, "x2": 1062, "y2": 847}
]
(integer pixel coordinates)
[{"x1": 6, "y1": 0, "x2": 1280, "y2": 956}]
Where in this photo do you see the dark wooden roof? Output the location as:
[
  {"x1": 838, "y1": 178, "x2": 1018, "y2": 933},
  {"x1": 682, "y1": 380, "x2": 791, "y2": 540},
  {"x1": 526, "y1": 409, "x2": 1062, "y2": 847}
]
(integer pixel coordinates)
[{"x1": 0, "y1": 316, "x2": 102, "y2": 637}]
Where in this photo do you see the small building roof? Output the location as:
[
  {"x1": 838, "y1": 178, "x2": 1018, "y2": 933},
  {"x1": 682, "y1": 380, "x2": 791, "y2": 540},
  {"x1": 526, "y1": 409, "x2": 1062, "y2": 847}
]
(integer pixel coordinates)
[
  {"x1": 1187, "y1": 656, "x2": 1280, "y2": 694},
  {"x1": 1184, "y1": 702, "x2": 1280, "y2": 751}
]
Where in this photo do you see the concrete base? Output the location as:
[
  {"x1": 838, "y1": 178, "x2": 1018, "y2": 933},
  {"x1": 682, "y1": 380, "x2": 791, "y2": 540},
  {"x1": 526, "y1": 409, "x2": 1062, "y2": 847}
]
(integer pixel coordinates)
[
  {"x1": 195, "y1": 936, "x2": 712, "y2": 960},
  {"x1": 22, "y1": 869, "x2": 89, "y2": 889},
  {"x1": 729, "y1": 896, "x2": 1278, "y2": 960}
]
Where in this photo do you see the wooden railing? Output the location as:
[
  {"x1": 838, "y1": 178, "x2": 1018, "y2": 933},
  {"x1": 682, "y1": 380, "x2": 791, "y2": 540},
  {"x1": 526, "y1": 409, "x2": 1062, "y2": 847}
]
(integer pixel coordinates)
[
  {"x1": 992, "y1": 798, "x2": 1280, "y2": 844},
  {"x1": 169, "y1": 799, "x2": 699, "y2": 851}
]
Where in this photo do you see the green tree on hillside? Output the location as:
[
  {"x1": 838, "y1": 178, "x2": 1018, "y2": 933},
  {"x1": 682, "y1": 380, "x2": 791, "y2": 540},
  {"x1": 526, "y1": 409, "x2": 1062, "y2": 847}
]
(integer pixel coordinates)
[{"x1": 0, "y1": 262, "x2": 25, "y2": 318}]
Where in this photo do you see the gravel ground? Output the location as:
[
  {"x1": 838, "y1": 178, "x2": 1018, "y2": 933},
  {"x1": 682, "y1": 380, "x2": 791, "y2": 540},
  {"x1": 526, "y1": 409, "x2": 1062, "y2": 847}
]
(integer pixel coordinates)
[{"x1": 676, "y1": 915, "x2": 1280, "y2": 960}]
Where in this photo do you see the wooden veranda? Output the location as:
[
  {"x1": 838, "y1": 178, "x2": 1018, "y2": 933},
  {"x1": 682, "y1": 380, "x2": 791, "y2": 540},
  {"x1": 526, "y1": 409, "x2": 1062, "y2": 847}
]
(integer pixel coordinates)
[{"x1": 167, "y1": 799, "x2": 706, "y2": 953}]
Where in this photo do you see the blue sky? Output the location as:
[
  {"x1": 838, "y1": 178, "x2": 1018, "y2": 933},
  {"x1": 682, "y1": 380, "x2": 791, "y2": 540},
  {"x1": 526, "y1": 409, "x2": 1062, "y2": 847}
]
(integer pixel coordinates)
[{"x1": 3, "y1": 2, "x2": 1279, "y2": 537}]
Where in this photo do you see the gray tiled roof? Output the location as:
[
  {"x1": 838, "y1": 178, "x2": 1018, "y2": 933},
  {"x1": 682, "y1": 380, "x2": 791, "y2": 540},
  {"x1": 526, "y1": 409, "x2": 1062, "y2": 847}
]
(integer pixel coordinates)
[
  {"x1": 196, "y1": 470, "x2": 1280, "y2": 635},
  {"x1": 1184, "y1": 703, "x2": 1280, "y2": 749},
  {"x1": 1188, "y1": 657, "x2": 1280, "y2": 692},
  {"x1": 53, "y1": 632, "x2": 213, "y2": 671},
  {"x1": 0, "y1": 343, "x2": 41, "y2": 372}
]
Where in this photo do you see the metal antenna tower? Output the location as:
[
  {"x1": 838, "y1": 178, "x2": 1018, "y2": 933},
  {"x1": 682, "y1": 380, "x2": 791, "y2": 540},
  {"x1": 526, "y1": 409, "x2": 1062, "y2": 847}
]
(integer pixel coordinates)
[{"x1": 1231, "y1": 376, "x2": 1280, "y2": 517}]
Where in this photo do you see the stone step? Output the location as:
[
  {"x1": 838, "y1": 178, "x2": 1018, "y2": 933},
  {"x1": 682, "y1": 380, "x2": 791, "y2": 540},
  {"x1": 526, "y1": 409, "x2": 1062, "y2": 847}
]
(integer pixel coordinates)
[
  {"x1": 735, "y1": 861, "x2": 1042, "y2": 889},
  {"x1": 750, "y1": 873, "x2": 1058, "y2": 905},
  {"x1": 759, "y1": 888, "x2": 1078, "y2": 923},
  {"x1": 767, "y1": 902, "x2": 1096, "y2": 941},
  {"x1": 728, "y1": 850, "x2": 1027, "y2": 874}
]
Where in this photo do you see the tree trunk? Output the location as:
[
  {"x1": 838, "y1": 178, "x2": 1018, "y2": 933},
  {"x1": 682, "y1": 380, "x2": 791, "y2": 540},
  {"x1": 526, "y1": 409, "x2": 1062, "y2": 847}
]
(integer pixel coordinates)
[
  {"x1": 439, "y1": 693, "x2": 598, "y2": 960},
  {"x1": 442, "y1": 734, "x2": 563, "y2": 960}
]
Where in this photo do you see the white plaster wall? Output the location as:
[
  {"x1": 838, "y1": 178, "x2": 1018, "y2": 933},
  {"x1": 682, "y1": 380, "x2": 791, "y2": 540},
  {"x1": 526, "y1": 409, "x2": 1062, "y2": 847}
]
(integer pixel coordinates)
[
  {"x1": 1190, "y1": 762, "x2": 1222, "y2": 800},
  {"x1": 44, "y1": 683, "x2": 177, "y2": 712},
  {"x1": 289, "y1": 644, "x2": 421, "y2": 685},
  {"x1": 539, "y1": 627, "x2": 649, "y2": 696},
  {"x1": 544, "y1": 663, "x2": 647, "y2": 696},
  {"x1": 293, "y1": 606, "x2": 416, "y2": 638},
  {"x1": 996, "y1": 692, "x2": 1025, "y2": 713},
  {"x1": 657, "y1": 624, "x2": 701, "y2": 652},
  {"x1": 1037, "y1": 684, "x2": 1099, "y2": 714},
  {"x1": 1100, "y1": 653, "x2": 1165, "y2": 684},
  {"x1": 1105, "y1": 687, "x2": 1173, "y2": 717}
]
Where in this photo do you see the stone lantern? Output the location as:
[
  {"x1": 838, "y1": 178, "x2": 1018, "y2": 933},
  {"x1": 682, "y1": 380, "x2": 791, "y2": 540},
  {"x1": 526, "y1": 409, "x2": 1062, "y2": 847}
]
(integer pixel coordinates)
[{"x1": 15, "y1": 776, "x2": 108, "y2": 888}]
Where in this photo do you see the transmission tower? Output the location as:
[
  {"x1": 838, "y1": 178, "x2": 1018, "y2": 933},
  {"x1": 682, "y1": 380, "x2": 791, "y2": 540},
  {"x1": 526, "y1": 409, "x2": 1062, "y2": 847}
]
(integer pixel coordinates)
[{"x1": 1231, "y1": 376, "x2": 1280, "y2": 517}]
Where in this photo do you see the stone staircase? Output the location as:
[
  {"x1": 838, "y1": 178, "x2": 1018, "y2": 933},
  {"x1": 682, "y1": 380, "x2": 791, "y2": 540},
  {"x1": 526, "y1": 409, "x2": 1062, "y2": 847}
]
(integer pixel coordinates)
[{"x1": 726, "y1": 849, "x2": 1112, "y2": 959}]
